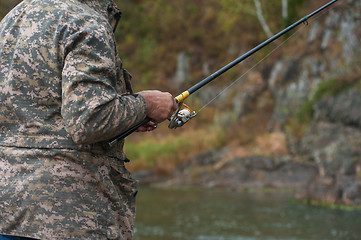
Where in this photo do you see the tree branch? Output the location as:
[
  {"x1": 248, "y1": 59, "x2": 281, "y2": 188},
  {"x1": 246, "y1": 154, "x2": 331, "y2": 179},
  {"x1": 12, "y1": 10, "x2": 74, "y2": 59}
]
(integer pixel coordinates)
[{"x1": 253, "y1": 0, "x2": 273, "y2": 38}]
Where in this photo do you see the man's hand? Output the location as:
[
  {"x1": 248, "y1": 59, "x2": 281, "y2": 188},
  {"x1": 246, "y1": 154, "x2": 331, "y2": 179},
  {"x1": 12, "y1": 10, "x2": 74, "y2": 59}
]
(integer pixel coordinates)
[
  {"x1": 135, "y1": 120, "x2": 158, "y2": 132},
  {"x1": 138, "y1": 90, "x2": 178, "y2": 124}
]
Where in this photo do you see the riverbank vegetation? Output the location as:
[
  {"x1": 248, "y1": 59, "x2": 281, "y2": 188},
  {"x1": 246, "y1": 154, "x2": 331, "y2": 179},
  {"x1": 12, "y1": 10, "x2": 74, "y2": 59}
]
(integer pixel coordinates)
[
  {"x1": 115, "y1": 0, "x2": 320, "y2": 174},
  {"x1": 2, "y1": 1, "x2": 358, "y2": 185}
]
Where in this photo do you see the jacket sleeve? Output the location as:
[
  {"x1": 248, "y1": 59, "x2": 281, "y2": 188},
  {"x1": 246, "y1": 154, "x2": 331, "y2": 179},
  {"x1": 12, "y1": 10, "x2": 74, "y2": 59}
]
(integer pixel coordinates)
[{"x1": 61, "y1": 22, "x2": 147, "y2": 145}]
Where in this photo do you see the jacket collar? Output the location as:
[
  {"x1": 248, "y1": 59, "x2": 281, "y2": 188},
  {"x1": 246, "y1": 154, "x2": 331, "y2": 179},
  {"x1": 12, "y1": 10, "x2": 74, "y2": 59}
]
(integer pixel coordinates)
[{"x1": 80, "y1": 0, "x2": 122, "y2": 32}]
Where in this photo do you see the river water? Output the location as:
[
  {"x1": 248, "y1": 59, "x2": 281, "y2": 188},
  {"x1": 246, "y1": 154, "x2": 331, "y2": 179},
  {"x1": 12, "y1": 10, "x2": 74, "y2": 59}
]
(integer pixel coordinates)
[{"x1": 134, "y1": 186, "x2": 361, "y2": 240}]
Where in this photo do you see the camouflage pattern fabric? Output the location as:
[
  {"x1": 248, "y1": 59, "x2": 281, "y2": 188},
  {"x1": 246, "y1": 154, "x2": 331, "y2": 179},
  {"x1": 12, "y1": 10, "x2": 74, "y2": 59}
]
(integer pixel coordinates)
[
  {"x1": 0, "y1": 147, "x2": 138, "y2": 239},
  {"x1": 0, "y1": 0, "x2": 147, "y2": 239}
]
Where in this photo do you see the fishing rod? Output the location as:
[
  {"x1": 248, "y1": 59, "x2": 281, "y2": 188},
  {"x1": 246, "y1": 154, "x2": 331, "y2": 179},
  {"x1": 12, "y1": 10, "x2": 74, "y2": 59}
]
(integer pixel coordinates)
[{"x1": 108, "y1": 0, "x2": 338, "y2": 148}]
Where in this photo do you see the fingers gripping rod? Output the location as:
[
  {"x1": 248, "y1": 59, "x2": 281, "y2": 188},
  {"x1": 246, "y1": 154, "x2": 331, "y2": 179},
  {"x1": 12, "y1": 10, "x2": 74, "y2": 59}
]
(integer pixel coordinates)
[
  {"x1": 107, "y1": 0, "x2": 338, "y2": 148},
  {"x1": 107, "y1": 94, "x2": 191, "y2": 148},
  {"x1": 107, "y1": 92, "x2": 194, "y2": 148}
]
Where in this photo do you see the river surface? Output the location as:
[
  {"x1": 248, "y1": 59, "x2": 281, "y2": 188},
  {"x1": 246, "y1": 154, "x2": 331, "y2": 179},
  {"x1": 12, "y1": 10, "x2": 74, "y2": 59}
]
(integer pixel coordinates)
[{"x1": 134, "y1": 186, "x2": 361, "y2": 240}]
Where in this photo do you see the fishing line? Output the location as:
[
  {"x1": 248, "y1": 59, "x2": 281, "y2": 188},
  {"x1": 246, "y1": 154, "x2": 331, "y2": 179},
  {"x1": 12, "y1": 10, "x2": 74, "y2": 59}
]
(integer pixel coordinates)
[
  {"x1": 196, "y1": 1, "x2": 341, "y2": 114},
  {"x1": 108, "y1": 0, "x2": 341, "y2": 146}
]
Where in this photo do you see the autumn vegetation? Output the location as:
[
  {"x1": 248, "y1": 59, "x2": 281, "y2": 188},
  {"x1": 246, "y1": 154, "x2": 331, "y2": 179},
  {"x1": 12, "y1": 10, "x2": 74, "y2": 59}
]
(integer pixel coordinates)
[{"x1": 0, "y1": 0, "x2": 331, "y2": 174}]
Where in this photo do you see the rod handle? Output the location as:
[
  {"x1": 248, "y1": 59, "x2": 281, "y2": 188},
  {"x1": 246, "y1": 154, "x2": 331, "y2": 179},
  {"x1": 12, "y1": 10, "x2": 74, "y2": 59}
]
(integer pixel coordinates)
[
  {"x1": 107, "y1": 117, "x2": 152, "y2": 148},
  {"x1": 107, "y1": 96, "x2": 180, "y2": 148}
]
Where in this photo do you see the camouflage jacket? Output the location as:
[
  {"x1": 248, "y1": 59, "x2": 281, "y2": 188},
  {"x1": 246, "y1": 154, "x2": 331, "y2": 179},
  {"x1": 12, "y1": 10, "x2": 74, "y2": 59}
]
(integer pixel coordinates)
[
  {"x1": 0, "y1": 0, "x2": 147, "y2": 158},
  {"x1": 0, "y1": 0, "x2": 147, "y2": 239}
]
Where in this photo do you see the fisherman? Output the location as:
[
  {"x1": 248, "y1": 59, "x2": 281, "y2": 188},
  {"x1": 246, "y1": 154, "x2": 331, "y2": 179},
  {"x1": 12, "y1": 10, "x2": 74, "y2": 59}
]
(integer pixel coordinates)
[{"x1": 0, "y1": 0, "x2": 177, "y2": 239}]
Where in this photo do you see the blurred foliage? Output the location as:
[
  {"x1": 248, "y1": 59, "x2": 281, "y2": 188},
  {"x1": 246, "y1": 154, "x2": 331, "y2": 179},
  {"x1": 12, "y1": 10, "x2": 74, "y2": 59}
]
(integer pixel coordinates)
[
  {"x1": 113, "y1": 0, "x2": 312, "y2": 91},
  {"x1": 125, "y1": 125, "x2": 226, "y2": 175},
  {"x1": 0, "y1": 0, "x2": 315, "y2": 91},
  {"x1": 1, "y1": 0, "x2": 334, "y2": 172},
  {"x1": 0, "y1": 0, "x2": 21, "y2": 17}
]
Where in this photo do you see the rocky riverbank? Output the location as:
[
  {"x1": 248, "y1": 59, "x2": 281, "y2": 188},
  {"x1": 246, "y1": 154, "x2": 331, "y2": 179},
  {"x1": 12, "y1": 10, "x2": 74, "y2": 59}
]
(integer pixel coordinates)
[
  {"x1": 134, "y1": 0, "x2": 361, "y2": 207},
  {"x1": 135, "y1": 146, "x2": 361, "y2": 206}
]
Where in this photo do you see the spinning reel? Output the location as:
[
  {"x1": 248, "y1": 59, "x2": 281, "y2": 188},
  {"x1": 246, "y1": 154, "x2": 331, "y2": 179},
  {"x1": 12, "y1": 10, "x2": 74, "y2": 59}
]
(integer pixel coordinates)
[{"x1": 168, "y1": 102, "x2": 197, "y2": 129}]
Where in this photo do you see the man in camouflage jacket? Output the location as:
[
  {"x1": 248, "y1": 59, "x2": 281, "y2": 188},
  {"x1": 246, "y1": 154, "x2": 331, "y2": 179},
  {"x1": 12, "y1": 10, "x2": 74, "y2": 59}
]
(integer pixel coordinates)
[{"x1": 0, "y1": 0, "x2": 177, "y2": 239}]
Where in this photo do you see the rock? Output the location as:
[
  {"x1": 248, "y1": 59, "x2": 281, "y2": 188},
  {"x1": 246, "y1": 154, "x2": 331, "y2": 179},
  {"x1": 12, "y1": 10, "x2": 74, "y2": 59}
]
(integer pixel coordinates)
[
  {"x1": 163, "y1": 152, "x2": 318, "y2": 191},
  {"x1": 343, "y1": 181, "x2": 361, "y2": 206},
  {"x1": 314, "y1": 87, "x2": 361, "y2": 128},
  {"x1": 133, "y1": 170, "x2": 164, "y2": 185},
  {"x1": 172, "y1": 51, "x2": 190, "y2": 91},
  {"x1": 298, "y1": 175, "x2": 361, "y2": 206},
  {"x1": 270, "y1": 2, "x2": 361, "y2": 206},
  {"x1": 300, "y1": 122, "x2": 360, "y2": 176}
]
